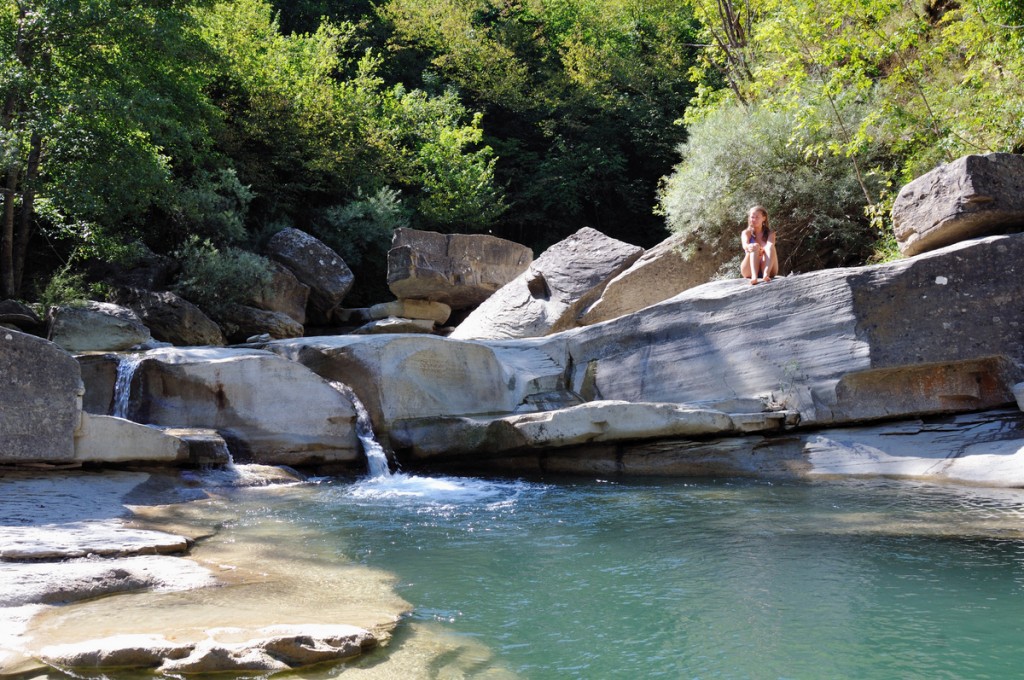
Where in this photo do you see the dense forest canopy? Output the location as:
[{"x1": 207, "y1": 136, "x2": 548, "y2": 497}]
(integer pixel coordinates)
[{"x1": 0, "y1": 0, "x2": 1021, "y2": 305}]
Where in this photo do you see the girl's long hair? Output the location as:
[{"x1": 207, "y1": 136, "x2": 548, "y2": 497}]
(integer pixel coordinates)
[{"x1": 751, "y1": 205, "x2": 770, "y2": 240}]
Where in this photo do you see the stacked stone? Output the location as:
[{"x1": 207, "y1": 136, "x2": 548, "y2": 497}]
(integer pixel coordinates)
[{"x1": 344, "y1": 228, "x2": 533, "y2": 335}]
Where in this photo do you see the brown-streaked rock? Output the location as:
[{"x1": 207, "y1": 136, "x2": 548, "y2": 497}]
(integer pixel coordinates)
[{"x1": 133, "y1": 347, "x2": 359, "y2": 467}]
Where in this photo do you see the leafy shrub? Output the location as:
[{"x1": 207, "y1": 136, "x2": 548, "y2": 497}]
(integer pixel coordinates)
[
  {"x1": 310, "y1": 186, "x2": 412, "y2": 305},
  {"x1": 37, "y1": 266, "x2": 89, "y2": 310},
  {"x1": 657, "y1": 103, "x2": 891, "y2": 275},
  {"x1": 173, "y1": 237, "x2": 274, "y2": 313}
]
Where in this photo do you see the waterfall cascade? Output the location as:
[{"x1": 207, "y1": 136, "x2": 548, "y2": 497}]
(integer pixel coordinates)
[
  {"x1": 111, "y1": 354, "x2": 144, "y2": 419},
  {"x1": 330, "y1": 382, "x2": 392, "y2": 478}
]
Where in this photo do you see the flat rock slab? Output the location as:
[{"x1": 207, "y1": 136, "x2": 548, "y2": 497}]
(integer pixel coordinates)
[
  {"x1": 0, "y1": 555, "x2": 215, "y2": 607},
  {"x1": 464, "y1": 408, "x2": 1024, "y2": 488},
  {"x1": 39, "y1": 624, "x2": 377, "y2": 673},
  {"x1": 391, "y1": 400, "x2": 782, "y2": 459},
  {"x1": 0, "y1": 471, "x2": 193, "y2": 560},
  {"x1": 0, "y1": 525, "x2": 190, "y2": 560}
]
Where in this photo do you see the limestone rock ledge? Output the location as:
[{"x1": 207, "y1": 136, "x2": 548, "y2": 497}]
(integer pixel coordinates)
[
  {"x1": 439, "y1": 409, "x2": 1024, "y2": 487},
  {"x1": 391, "y1": 400, "x2": 796, "y2": 460},
  {"x1": 38, "y1": 625, "x2": 377, "y2": 674}
]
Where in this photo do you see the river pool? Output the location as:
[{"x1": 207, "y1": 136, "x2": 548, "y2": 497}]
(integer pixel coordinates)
[
  {"x1": 228, "y1": 473, "x2": 1024, "y2": 678},
  {"x1": 27, "y1": 471, "x2": 1024, "y2": 679}
]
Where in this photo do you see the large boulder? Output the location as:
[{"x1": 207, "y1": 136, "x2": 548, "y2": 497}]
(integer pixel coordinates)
[
  {"x1": 892, "y1": 152, "x2": 1024, "y2": 257},
  {"x1": 0, "y1": 299, "x2": 43, "y2": 334},
  {"x1": 262, "y1": 334, "x2": 568, "y2": 437},
  {"x1": 48, "y1": 302, "x2": 153, "y2": 353},
  {"x1": 132, "y1": 347, "x2": 359, "y2": 466},
  {"x1": 215, "y1": 304, "x2": 303, "y2": 344},
  {"x1": 579, "y1": 231, "x2": 696, "y2": 325},
  {"x1": 562, "y1": 234, "x2": 1024, "y2": 429},
  {"x1": 245, "y1": 260, "x2": 309, "y2": 325},
  {"x1": 266, "y1": 228, "x2": 353, "y2": 323},
  {"x1": 449, "y1": 227, "x2": 643, "y2": 340},
  {"x1": 0, "y1": 330, "x2": 83, "y2": 462},
  {"x1": 387, "y1": 228, "x2": 533, "y2": 310},
  {"x1": 112, "y1": 289, "x2": 225, "y2": 347}
]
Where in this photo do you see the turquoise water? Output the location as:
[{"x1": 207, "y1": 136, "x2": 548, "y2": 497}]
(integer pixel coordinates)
[{"x1": 246, "y1": 474, "x2": 1024, "y2": 679}]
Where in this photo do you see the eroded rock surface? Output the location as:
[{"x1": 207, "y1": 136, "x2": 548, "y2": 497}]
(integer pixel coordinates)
[
  {"x1": 39, "y1": 625, "x2": 377, "y2": 674},
  {"x1": 133, "y1": 347, "x2": 359, "y2": 466},
  {"x1": 893, "y1": 152, "x2": 1024, "y2": 257},
  {"x1": 0, "y1": 330, "x2": 82, "y2": 462},
  {"x1": 48, "y1": 302, "x2": 152, "y2": 353},
  {"x1": 450, "y1": 227, "x2": 643, "y2": 340},
  {"x1": 387, "y1": 227, "x2": 532, "y2": 309}
]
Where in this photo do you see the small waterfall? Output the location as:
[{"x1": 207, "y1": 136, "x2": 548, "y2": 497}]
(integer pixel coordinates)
[
  {"x1": 111, "y1": 354, "x2": 144, "y2": 419},
  {"x1": 330, "y1": 382, "x2": 392, "y2": 478}
]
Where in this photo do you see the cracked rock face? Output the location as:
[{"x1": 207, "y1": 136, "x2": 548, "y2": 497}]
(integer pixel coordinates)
[
  {"x1": 39, "y1": 625, "x2": 378, "y2": 674},
  {"x1": 892, "y1": 152, "x2": 1024, "y2": 257},
  {"x1": 449, "y1": 227, "x2": 643, "y2": 340}
]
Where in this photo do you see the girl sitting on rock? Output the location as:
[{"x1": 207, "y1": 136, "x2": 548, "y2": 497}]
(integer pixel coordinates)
[{"x1": 740, "y1": 205, "x2": 778, "y2": 285}]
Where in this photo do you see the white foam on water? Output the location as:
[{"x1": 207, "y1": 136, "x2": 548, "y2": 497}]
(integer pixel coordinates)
[{"x1": 345, "y1": 472, "x2": 537, "y2": 508}]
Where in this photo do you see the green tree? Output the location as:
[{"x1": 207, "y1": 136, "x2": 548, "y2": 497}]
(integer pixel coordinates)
[
  {"x1": 380, "y1": 0, "x2": 700, "y2": 248},
  {"x1": 198, "y1": 0, "x2": 504, "y2": 235},
  {"x1": 0, "y1": 0, "x2": 225, "y2": 298}
]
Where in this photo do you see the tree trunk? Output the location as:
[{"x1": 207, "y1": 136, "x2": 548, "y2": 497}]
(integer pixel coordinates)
[
  {"x1": 13, "y1": 131, "x2": 42, "y2": 295},
  {"x1": 0, "y1": 9, "x2": 27, "y2": 299},
  {"x1": 1, "y1": 169, "x2": 17, "y2": 298}
]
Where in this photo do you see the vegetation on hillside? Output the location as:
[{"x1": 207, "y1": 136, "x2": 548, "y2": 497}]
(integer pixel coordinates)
[
  {"x1": 0, "y1": 0, "x2": 1021, "y2": 307},
  {"x1": 660, "y1": 0, "x2": 1024, "y2": 272}
]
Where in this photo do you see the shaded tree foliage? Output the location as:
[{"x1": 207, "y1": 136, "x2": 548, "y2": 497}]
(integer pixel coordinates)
[{"x1": 377, "y1": 0, "x2": 700, "y2": 248}]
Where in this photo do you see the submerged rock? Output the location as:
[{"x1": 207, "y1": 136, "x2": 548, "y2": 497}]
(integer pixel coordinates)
[{"x1": 39, "y1": 625, "x2": 377, "y2": 674}]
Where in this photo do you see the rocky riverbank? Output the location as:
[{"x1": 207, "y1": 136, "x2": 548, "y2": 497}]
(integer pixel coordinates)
[
  {"x1": 0, "y1": 467, "x2": 408, "y2": 676},
  {"x1": 3, "y1": 152, "x2": 1024, "y2": 675}
]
